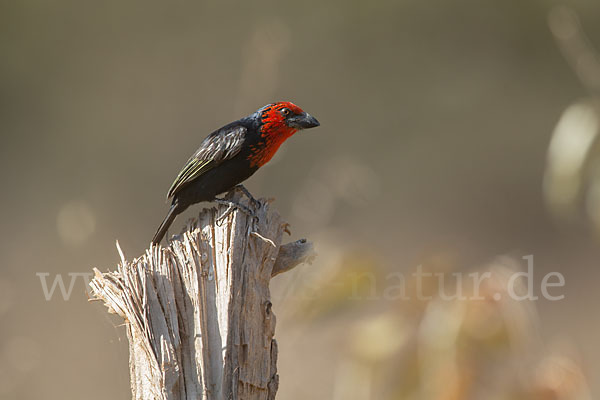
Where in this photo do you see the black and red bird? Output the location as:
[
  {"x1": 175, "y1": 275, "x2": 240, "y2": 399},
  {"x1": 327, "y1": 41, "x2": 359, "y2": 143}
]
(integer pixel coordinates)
[{"x1": 151, "y1": 101, "x2": 320, "y2": 244}]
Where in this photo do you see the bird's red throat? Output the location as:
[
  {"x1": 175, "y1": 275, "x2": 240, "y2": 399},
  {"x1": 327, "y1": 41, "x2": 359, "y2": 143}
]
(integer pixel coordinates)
[
  {"x1": 247, "y1": 125, "x2": 297, "y2": 167},
  {"x1": 247, "y1": 105, "x2": 299, "y2": 167}
]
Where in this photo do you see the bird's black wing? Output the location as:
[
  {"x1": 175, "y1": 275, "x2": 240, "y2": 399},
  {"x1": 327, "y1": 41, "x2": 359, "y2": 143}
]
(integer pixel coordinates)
[{"x1": 166, "y1": 125, "x2": 247, "y2": 199}]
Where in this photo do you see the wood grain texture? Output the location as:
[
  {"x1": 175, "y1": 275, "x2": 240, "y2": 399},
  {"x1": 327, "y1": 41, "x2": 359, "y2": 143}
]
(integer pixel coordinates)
[{"x1": 90, "y1": 189, "x2": 315, "y2": 400}]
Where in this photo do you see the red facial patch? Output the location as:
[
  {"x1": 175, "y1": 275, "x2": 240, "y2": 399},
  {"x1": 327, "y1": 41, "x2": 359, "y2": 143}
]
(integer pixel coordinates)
[{"x1": 247, "y1": 102, "x2": 303, "y2": 167}]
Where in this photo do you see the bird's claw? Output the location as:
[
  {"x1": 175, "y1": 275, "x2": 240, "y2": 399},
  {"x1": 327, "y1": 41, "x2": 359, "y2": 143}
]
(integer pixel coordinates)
[
  {"x1": 235, "y1": 185, "x2": 261, "y2": 209},
  {"x1": 215, "y1": 198, "x2": 257, "y2": 224}
]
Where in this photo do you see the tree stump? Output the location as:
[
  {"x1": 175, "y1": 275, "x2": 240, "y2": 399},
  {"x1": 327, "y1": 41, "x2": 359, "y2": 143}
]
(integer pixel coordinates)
[{"x1": 89, "y1": 189, "x2": 315, "y2": 400}]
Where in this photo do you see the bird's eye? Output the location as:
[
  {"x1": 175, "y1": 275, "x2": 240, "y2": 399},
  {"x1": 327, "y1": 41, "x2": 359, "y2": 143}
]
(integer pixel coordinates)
[{"x1": 281, "y1": 108, "x2": 290, "y2": 117}]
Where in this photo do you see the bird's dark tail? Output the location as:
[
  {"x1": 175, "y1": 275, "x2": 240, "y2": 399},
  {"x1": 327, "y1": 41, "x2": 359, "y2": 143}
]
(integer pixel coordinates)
[{"x1": 152, "y1": 204, "x2": 180, "y2": 244}]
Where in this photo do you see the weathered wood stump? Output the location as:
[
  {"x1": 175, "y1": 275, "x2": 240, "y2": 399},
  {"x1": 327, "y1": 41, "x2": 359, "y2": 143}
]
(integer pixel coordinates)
[{"x1": 89, "y1": 189, "x2": 315, "y2": 400}]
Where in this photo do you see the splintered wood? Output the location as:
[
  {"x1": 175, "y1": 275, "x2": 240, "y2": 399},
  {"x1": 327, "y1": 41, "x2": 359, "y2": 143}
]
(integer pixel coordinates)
[{"x1": 89, "y1": 190, "x2": 315, "y2": 400}]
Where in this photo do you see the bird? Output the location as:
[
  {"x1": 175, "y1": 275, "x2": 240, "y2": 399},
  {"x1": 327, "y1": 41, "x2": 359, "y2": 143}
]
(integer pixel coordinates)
[{"x1": 151, "y1": 101, "x2": 320, "y2": 244}]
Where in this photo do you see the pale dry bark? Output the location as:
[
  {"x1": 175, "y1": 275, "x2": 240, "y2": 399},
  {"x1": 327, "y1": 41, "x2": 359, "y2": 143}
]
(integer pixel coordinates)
[{"x1": 89, "y1": 190, "x2": 315, "y2": 400}]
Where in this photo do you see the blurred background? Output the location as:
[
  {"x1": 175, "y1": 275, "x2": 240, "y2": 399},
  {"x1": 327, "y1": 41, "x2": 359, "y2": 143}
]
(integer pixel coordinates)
[{"x1": 2, "y1": 0, "x2": 600, "y2": 399}]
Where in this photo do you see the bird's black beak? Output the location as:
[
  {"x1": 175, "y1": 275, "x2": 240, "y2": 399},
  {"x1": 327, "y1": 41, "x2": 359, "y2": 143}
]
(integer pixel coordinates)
[{"x1": 289, "y1": 112, "x2": 320, "y2": 129}]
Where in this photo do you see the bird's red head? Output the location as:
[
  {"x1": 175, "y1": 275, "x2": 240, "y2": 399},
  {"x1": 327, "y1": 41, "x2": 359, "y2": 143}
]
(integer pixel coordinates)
[
  {"x1": 259, "y1": 101, "x2": 320, "y2": 136},
  {"x1": 247, "y1": 101, "x2": 320, "y2": 167}
]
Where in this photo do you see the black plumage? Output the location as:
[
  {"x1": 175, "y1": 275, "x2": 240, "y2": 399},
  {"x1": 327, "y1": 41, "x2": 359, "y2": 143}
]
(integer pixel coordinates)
[{"x1": 151, "y1": 102, "x2": 320, "y2": 244}]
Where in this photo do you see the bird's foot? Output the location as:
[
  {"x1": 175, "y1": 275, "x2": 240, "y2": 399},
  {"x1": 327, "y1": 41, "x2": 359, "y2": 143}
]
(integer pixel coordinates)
[
  {"x1": 234, "y1": 185, "x2": 261, "y2": 208},
  {"x1": 215, "y1": 198, "x2": 257, "y2": 223}
]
